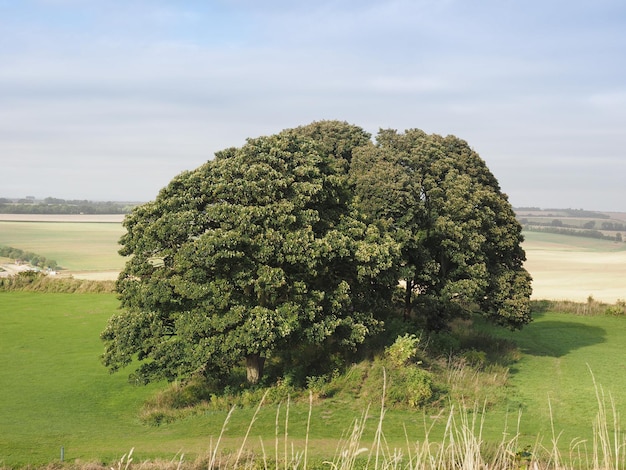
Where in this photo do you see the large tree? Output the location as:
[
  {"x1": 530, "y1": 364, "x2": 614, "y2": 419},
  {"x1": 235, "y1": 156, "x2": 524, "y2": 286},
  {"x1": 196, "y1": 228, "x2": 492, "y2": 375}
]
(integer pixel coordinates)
[
  {"x1": 101, "y1": 123, "x2": 398, "y2": 384},
  {"x1": 350, "y1": 128, "x2": 532, "y2": 330}
]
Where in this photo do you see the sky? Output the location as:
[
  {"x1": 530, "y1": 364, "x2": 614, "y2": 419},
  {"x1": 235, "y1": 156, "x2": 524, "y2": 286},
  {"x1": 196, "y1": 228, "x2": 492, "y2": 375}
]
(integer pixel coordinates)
[{"x1": 1, "y1": 1, "x2": 625, "y2": 210}]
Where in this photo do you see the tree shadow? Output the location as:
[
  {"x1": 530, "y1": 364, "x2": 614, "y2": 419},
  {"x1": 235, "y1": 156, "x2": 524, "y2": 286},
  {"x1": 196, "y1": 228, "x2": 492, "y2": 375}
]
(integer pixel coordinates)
[{"x1": 512, "y1": 319, "x2": 606, "y2": 358}]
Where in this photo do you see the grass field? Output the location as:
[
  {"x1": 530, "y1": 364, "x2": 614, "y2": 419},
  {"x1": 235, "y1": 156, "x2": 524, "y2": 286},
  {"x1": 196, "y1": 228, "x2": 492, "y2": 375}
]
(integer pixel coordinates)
[
  {"x1": 2, "y1": 291, "x2": 626, "y2": 467},
  {"x1": 2, "y1": 215, "x2": 626, "y2": 467},
  {"x1": 0, "y1": 292, "x2": 393, "y2": 466},
  {"x1": 0, "y1": 221, "x2": 125, "y2": 274},
  {"x1": 0, "y1": 293, "x2": 163, "y2": 466},
  {"x1": 481, "y1": 312, "x2": 626, "y2": 445}
]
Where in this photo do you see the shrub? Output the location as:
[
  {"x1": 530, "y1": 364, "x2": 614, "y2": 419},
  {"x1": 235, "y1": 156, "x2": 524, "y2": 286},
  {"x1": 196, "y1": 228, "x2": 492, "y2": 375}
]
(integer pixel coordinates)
[
  {"x1": 605, "y1": 305, "x2": 625, "y2": 316},
  {"x1": 387, "y1": 366, "x2": 435, "y2": 408},
  {"x1": 536, "y1": 298, "x2": 626, "y2": 316},
  {"x1": 426, "y1": 330, "x2": 462, "y2": 356},
  {"x1": 462, "y1": 349, "x2": 487, "y2": 368},
  {"x1": 306, "y1": 373, "x2": 338, "y2": 398},
  {"x1": 385, "y1": 333, "x2": 422, "y2": 367}
]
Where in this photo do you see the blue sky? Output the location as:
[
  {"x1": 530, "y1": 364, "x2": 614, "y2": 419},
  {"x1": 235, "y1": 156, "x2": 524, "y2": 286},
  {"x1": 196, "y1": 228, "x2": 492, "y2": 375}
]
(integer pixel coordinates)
[{"x1": 1, "y1": 1, "x2": 625, "y2": 210}]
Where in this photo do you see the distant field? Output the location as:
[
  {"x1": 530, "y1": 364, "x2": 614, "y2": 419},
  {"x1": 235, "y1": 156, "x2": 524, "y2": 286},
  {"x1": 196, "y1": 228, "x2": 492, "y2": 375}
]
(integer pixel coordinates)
[
  {"x1": 1, "y1": 215, "x2": 625, "y2": 302},
  {"x1": 522, "y1": 231, "x2": 626, "y2": 302},
  {"x1": 0, "y1": 220, "x2": 125, "y2": 273}
]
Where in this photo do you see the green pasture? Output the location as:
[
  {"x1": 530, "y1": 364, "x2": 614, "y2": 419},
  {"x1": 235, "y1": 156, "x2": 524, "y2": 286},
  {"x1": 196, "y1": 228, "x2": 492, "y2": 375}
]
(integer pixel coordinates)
[
  {"x1": 3, "y1": 292, "x2": 626, "y2": 466},
  {"x1": 480, "y1": 312, "x2": 626, "y2": 446},
  {"x1": 0, "y1": 292, "x2": 391, "y2": 466},
  {"x1": 522, "y1": 229, "x2": 626, "y2": 252},
  {"x1": 0, "y1": 222, "x2": 125, "y2": 271}
]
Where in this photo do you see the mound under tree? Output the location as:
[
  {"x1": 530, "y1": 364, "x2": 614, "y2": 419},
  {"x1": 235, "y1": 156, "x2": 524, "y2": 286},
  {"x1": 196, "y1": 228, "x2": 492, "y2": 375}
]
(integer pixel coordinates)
[{"x1": 101, "y1": 121, "x2": 532, "y2": 386}]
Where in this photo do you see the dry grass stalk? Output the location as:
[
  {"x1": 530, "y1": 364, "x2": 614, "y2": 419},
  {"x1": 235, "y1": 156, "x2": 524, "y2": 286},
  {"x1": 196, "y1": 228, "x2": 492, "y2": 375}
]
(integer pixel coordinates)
[{"x1": 96, "y1": 369, "x2": 626, "y2": 470}]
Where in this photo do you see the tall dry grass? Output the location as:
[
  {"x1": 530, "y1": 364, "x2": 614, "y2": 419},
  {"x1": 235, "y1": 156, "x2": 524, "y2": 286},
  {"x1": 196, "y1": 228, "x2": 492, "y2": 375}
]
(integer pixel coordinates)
[
  {"x1": 0, "y1": 271, "x2": 115, "y2": 293},
  {"x1": 42, "y1": 369, "x2": 626, "y2": 470},
  {"x1": 533, "y1": 298, "x2": 626, "y2": 317}
]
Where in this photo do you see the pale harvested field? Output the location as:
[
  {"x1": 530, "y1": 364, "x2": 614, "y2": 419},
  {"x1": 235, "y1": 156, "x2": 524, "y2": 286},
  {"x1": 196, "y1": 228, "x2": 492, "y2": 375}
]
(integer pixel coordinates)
[
  {"x1": 70, "y1": 270, "x2": 121, "y2": 280},
  {"x1": 523, "y1": 231, "x2": 626, "y2": 303}
]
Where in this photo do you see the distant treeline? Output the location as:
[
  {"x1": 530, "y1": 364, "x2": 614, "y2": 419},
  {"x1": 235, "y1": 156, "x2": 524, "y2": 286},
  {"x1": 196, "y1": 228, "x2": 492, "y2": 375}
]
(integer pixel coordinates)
[
  {"x1": 0, "y1": 197, "x2": 136, "y2": 214},
  {"x1": 514, "y1": 207, "x2": 610, "y2": 219},
  {"x1": 519, "y1": 218, "x2": 626, "y2": 232},
  {"x1": 0, "y1": 246, "x2": 60, "y2": 270}
]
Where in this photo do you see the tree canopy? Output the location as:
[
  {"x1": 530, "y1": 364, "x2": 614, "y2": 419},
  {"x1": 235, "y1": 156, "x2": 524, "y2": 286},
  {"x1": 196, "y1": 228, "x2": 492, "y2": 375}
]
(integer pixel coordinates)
[
  {"x1": 101, "y1": 123, "x2": 399, "y2": 384},
  {"x1": 101, "y1": 121, "x2": 532, "y2": 386},
  {"x1": 351, "y1": 129, "x2": 531, "y2": 330}
]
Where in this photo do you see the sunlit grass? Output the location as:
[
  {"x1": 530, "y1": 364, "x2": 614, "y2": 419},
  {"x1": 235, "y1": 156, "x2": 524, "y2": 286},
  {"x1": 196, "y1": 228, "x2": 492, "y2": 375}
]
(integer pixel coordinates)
[
  {"x1": 4, "y1": 292, "x2": 626, "y2": 468},
  {"x1": 60, "y1": 372, "x2": 626, "y2": 469}
]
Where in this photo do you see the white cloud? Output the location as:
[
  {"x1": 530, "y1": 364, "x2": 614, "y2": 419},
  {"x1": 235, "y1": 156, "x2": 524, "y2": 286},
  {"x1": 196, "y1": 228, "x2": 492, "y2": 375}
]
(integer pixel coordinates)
[
  {"x1": 587, "y1": 90, "x2": 626, "y2": 110},
  {"x1": 1, "y1": 0, "x2": 625, "y2": 210}
]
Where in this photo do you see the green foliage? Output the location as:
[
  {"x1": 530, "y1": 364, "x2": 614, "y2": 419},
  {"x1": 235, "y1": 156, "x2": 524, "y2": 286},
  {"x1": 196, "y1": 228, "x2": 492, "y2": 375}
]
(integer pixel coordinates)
[
  {"x1": 350, "y1": 128, "x2": 531, "y2": 330},
  {"x1": 102, "y1": 120, "x2": 532, "y2": 390},
  {"x1": 103, "y1": 121, "x2": 400, "y2": 386},
  {"x1": 0, "y1": 244, "x2": 59, "y2": 269},
  {"x1": 427, "y1": 330, "x2": 462, "y2": 355},
  {"x1": 384, "y1": 333, "x2": 422, "y2": 367},
  {"x1": 387, "y1": 366, "x2": 435, "y2": 408},
  {"x1": 605, "y1": 301, "x2": 626, "y2": 316},
  {"x1": 461, "y1": 349, "x2": 487, "y2": 367}
]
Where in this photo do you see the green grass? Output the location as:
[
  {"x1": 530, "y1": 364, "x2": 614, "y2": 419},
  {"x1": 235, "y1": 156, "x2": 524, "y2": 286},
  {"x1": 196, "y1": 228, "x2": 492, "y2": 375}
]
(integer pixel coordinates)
[
  {"x1": 0, "y1": 222, "x2": 125, "y2": 271},
  {"x1": 4, "y1": 292, "x2": 626, "y2": 467},
  {"x1": 0, "y1": 292, "x2": 164, "y2": 466},
  {"x1": 479, "y1": 312, "x2": 626, "y2": 445},
  {"x1": 522, "y1": 229, "x2": 626, "y2": 253},
  {"x1": 0, "y1": 292, "x2": 383, "y2": 467}
]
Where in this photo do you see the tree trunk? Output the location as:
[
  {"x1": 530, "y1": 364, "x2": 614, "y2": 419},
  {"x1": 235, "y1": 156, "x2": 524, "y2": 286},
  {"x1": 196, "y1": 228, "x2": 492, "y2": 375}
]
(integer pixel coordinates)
[
  {"x1": 404, "y1": 279, "x2": 413, "y2": 320},
  {"x1": 245, "y1": 353, "x2": 266, "y2": 384}
]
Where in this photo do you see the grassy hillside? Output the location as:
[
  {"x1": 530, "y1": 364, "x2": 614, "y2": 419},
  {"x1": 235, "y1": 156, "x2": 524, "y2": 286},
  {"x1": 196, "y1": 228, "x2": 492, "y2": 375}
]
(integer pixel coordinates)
[
  {"x1": 3, "y1": 292, "x2": 626, "y2": 467},
  {"x1": 480, "y1": 312, "x2": 626, "y2": 444},
  {"x1": 0, "y1": 293, "x2": 163, "y2": 466}
]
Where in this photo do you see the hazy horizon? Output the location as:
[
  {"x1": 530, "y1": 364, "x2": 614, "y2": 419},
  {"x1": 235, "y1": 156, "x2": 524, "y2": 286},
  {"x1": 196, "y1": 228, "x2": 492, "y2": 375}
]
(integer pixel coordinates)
[
  {"x1": 2, "y1": 1, "x2": 625, "y2": 211},
  {"x1": 1, "y1": 195, "x2": 624, "y2": 214}
]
